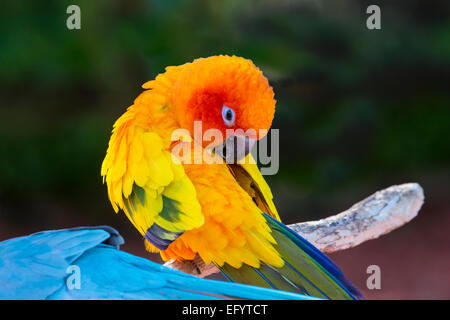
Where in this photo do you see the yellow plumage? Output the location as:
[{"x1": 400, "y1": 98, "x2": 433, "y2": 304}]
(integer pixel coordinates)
[{"x1": 101, "y1": 55, "x2": 282, "y2": 269}]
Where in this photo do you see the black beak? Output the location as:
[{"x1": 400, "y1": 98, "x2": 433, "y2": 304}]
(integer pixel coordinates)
[{"x1": 214, "y1": 135, "x2": 256, "y2": 163}]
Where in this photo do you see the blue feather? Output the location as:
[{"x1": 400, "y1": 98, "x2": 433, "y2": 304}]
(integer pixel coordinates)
[{"x1": 0, "y1": 226, "x2": 317, "y2": 300}]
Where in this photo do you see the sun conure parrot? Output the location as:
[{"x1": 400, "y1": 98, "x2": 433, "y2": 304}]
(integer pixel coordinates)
[{"x1": 101, "y1": 55, "x2": 362, "y2": 299}]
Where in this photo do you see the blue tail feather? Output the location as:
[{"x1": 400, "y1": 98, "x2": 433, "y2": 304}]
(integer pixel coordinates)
[{"x1": 263, "y1": 213, "x2": 363, "y2": 299}]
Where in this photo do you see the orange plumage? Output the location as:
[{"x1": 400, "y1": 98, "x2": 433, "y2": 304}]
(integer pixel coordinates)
[{"x1": 101, "y1": 55, "x2": 281, "y2": 269}]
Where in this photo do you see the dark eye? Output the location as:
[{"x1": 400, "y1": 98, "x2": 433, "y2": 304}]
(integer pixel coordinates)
[{"x1": 222, "y1": 105, "x2": 235, "y2": 127}]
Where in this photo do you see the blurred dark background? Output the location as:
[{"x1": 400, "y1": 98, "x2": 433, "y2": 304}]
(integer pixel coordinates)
[{"x1": 0, "y1": 0, "x2": 449, "y2": 299}]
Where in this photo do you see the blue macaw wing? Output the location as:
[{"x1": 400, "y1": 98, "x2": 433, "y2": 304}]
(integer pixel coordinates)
[{"x1": 0, "y1": 227, "x2": 317, "y2": 300}]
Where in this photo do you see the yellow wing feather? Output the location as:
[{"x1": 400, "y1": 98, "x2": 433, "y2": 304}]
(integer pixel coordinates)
[{"x1": 101, "y1": 83, "x2": 204, "y2": 251}]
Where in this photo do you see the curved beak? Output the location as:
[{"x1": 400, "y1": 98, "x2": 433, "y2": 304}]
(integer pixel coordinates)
[{"x1": 214, "y1": 134, "x2": 256, "y2": 164}]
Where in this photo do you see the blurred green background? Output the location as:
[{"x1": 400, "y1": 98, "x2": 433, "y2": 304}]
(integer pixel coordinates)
[{"x1": 0, "y1": 0, "x2": 449, "y2": 299}]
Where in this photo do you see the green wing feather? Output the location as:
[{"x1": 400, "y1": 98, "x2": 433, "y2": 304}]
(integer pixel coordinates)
[{"x1": 219, "y1": 213, "x2": 363, "y2": 300}]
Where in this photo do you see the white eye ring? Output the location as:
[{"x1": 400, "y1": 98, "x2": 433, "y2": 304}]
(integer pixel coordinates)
[{"x1": 222, "y1": 105, "x2": 235, "y2": 127}]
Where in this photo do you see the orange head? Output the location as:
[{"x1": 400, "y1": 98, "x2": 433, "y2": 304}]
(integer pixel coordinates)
[{"x1": 171, "y1": 55, "x2": 276, "y2": 146}]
